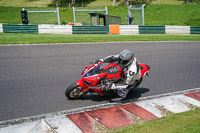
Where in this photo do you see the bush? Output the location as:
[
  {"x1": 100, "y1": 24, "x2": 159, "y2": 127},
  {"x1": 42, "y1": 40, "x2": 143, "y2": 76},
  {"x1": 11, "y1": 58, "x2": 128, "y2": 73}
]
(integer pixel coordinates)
[
  {"x1": 114, "y1": 0, "x2": 154, "y2": 6},
  {"x1": 48, "y1": 0, "x2": 95, "y2": 7},
  {"x1": 179, "y1": 0, "x2": 200, "y2": 4},
  {"x1": 27, "y1": 0, "x2": 38, "y2": 1}
]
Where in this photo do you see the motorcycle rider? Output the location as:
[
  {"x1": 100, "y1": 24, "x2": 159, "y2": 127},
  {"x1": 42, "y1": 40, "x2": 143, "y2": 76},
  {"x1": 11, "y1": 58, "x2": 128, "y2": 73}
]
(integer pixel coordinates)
[{"x1": 94, "y1": 49, "x2": 140, "y2": 98}]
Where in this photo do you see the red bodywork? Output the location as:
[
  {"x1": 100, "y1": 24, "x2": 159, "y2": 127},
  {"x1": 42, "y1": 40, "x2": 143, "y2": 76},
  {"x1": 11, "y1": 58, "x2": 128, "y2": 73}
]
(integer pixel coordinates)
[
  {"x1": 139, "y1": 64, "x2": 150, "y2": 77},
  {"x1": 76, "y1": 62, "x2": 150, "y2": 95}
]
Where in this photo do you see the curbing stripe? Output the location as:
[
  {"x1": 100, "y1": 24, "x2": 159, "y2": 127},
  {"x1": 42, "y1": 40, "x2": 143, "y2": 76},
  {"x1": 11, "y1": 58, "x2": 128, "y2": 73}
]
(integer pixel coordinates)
[
  {"x1": 67, "y1": 112, "x2": 95, "y2": 133},
  {"x1": 30, "y1": 119, "x2": 56, "y2": 133},
  {"x1": 173, "y1": 95, "x2": 200, "y2": 107},
  {"x1": 135, "y1": 101, "x2": 164, "y2": 118},
  {"x1": 0, "y1": 88, "x2": 200, "y2": 128},
  {"x1": 45, "y1": 115, "x2": 82, "y2": 133},
  {"x1": 86, "y1": 106, "x2": 134, "y2": 128},
  {"x1": 0, "y1": 116, "x2": 82, "y2": 133},
  {"x1": 184, "y1": 92, "x2": 200, "y2": 101},
  {"x1": 147, "y1": 96, "x2": 191, "y2": 113},
  {"x1": 135, "y1": 94, "x2": 200, "y2": 119},
  {"x1": 0, "y1": 88, "x2": 200, "y2": 133},
  {"x1": 121, "y1": 103, "x2": 158, "y2": 120},
  {"x1": 0, "y1": 121, "x2": 39, "y2": 133}
]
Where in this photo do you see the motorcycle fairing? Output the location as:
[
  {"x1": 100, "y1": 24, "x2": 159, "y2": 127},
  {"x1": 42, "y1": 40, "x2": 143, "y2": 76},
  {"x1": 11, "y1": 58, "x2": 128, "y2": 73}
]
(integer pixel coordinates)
[
  {"x1": 139, "y1": 64, "x2": 150, "y2": 77},
  {"x1": 83, "y1": 63, "x2": 122, "y2": 85},
  {"x1": 77, "y1": 62, "x2": 123, "y2": 94},
  {"x1": 102, "y1": 63, "x2": 123, "y2": 80},
  {"x1": 76, "y1": 62, "x2": 150, "y2": 96}
]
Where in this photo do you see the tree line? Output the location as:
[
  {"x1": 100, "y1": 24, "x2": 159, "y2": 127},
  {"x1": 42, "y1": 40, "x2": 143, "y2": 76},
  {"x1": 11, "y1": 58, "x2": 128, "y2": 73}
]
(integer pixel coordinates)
[{"x1": 46, "y1": 0, "x2": 199, "y2": 7}]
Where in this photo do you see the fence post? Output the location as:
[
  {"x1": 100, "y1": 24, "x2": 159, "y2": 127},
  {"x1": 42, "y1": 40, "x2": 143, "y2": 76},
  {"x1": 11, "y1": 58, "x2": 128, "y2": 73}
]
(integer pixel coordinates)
[
  {"x1": 57, "y1": 7, "x2": 60, "y2": 25},
  {"x1": 73, "y1": 7, "x2": 76, "y2": 26},
  {"x1": 142, "y1": 4, "x2": 145, "y2": 25},
  {"x1": 105, "y1": 7, "x2": 108, "y2": 14}
]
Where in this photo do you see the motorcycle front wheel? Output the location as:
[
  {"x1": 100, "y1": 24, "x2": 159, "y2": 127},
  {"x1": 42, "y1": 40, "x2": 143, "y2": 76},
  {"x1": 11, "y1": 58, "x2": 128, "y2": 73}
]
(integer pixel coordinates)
[{"x1": 65, "y1": 82, "x2": 87, "y2": 99}]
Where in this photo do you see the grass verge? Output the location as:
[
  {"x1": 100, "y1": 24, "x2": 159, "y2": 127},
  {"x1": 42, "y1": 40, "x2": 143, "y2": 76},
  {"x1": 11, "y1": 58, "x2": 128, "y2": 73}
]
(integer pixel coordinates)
[
  {"x1": 108, "y1": 108, "x2": 200, "y2": 133},
  {"x1": 0, "y1": 33, "x2": 200, "y2": 45},
  {"x1": 0, "y1": 5, "x2": 200, "y2": 25}
]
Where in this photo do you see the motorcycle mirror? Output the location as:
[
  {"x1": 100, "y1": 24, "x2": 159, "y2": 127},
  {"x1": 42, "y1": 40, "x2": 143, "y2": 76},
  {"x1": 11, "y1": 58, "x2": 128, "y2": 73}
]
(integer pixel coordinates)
[{"x1": 146, "y1": 73, "x2": 149, "y2": 77}]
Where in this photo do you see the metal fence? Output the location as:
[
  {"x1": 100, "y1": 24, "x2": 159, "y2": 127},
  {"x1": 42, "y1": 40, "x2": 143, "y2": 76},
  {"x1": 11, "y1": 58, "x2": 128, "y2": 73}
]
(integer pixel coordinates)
[
  {"x1": 128, "y1": 4, "x2": 145, "y2": 25},
  {"x1": 24, "y1": 7, "x2": 60, "y2": 25},
  {"x1": 73, "y1": 7, "x2": 108, "y2": 26}
]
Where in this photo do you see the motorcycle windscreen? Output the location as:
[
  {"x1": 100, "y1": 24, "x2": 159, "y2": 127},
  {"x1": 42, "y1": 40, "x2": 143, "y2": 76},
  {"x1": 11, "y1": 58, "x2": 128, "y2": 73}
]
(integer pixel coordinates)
[{"x1": 83, "y1": 65, "x2": 101, "y2": 78}]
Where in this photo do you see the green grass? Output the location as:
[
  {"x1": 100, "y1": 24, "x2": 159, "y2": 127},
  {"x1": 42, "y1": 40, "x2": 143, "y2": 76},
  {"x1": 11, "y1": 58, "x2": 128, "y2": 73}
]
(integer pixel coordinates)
[
  {"x1": 86, "y1": 0, "x2": 113, "y2": 7},
  {"x1": 108, "y1": 108, "x2": 200, "y2": 133},
  {"x1": 0, "y1": 6, "x2": 62, "y2": 24},
  {"x1": 0, "y1": 4, "x2": 200, "y2": 25},
  {"x1": 0, "y1": 0, "x2": 188, "y2": 7},
  {"x1": 0, "y1": 33, "x2": 200, "y2": 45},
  {"x1": 145, "y1": 4, "x2": 200, "y2": 26},
  {"x1": 152, "y1": 0, "x2": 184, "y2": 5},
  {"x1": 0, "y1": 0, "x2": 52, "y2": 7},
  {"x1": 0, "y1": 6, "x2": 22, "y2": 24}
]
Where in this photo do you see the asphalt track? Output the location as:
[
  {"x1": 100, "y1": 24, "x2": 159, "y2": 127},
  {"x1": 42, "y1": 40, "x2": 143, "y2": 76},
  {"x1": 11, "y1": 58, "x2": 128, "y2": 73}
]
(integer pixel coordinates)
[{"x1": 0, "y1": 41, "x2": 200, "y2": 122}]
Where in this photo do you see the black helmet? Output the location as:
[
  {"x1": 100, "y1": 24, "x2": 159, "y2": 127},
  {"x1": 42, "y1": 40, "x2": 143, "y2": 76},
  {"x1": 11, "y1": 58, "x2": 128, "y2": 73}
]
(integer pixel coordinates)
[{"x1": 119, "y1": 49, "x2": 134, "y2": 66}]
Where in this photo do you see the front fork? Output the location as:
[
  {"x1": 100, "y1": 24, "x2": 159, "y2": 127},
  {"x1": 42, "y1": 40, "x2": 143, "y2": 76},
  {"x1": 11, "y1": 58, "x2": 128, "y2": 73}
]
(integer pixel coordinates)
[{"x1": 76, "y1": 79, "x2": 105, "y2": 95}]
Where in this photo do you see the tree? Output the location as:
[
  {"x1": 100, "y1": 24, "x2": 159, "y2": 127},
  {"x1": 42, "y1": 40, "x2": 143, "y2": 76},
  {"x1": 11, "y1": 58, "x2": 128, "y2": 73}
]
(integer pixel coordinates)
[
  {"x1": 72, "y1": 0, "x2": 75, "y2": 4},
  {"x1": 190, "y1": 0, "x2": 200, "y2": 3},
  {"x1": 113, "y1": 0, "x2": 117, "y2": 6},
  {"x1": 48, "y1": 0, "x2": 95, "y2": 7},
  {"x1": 179, "y1": 0, "x2": 200, "y2": 4},
  {"x1": 112, "y1": 0, "x2": 154, "y2": 6}
]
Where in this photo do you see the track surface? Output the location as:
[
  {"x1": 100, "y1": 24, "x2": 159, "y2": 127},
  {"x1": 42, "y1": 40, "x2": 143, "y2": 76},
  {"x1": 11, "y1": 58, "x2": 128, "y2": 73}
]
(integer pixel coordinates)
[{"x1": 0, "y1": 42, "x2": 200, "y2": 121}]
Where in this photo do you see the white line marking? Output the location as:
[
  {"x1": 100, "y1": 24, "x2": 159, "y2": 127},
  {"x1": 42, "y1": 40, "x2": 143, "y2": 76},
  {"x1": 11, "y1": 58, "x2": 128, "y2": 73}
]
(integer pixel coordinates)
[{"x1": 1, "y1": 41, "x2": 200, "y2": 47}]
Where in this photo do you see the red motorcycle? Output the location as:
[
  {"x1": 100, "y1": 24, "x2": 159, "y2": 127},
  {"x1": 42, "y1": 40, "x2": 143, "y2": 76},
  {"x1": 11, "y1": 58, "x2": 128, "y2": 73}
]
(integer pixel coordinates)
[{"x1": 65, "y1": 62, "x2": 150, "y2": 99}]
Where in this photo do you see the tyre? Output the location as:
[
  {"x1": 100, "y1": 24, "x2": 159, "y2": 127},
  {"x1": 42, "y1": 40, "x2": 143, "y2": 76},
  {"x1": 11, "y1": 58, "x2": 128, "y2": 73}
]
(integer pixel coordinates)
[{"x1": 65, "y1": 82, "x2": 85, "y2": 99}]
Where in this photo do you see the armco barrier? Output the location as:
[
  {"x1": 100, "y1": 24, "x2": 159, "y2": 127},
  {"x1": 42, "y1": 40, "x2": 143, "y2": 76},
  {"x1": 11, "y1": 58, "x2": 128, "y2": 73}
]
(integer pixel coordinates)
[
  {"x1": 1, "y1": 24, "x2": 200, "y2": 35},
  {"x1": 139, "y1": 26, "x2": 165, "y2": 34},
  {"x1": 72, "y1": 26, "x2": 108, "y2": 34},
  {"x1": 119, "y1": 25, "x2": 139, "y2": 35},
  {"x1": 165, "y1": 26, "x2": 190, "y2": 34},
  {"x1": 0, "y1": 23, "x2": 2, "y2": 33},
  {"x1": 38, "y1": 25, "x2": 72, "y2": 34},
  {"x1": 190, "y1": 26, "x2": 200, "y2": 34},
  {"x1": 3, "y1": 24, "x2": 38, "y2": 33}
]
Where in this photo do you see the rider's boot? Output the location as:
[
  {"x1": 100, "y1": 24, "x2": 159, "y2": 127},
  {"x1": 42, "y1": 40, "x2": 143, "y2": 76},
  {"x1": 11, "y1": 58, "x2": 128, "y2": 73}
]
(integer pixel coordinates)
[
  {"x1": 117, "y1": 87, "x2": 129, "y2": 98},
  {"x1": 117, "y1": 81, "x2": 137, "y2": 98}
]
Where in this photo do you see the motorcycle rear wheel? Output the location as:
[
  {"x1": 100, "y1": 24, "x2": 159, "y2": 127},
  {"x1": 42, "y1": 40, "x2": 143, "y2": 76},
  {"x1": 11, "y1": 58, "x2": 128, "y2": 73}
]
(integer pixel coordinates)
[{"x1": 65, "y1": 82, "x2": 85, "y2": 99}]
